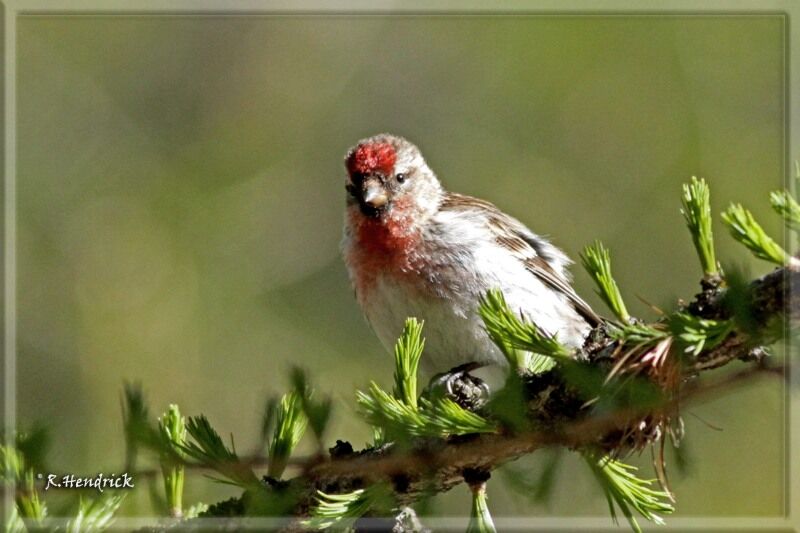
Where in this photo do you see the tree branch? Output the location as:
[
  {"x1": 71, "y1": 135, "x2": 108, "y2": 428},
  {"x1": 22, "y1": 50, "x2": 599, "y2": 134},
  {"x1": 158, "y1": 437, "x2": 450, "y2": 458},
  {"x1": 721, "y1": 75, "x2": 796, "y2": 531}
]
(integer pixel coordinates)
[
  {"x1": 689, "y1": 264, "x2": 796, "y2": 371},
  {"x1": 195, "y1": 263, "x2": 795, "y2": 525},
  {"x1": 289, "y1": 365, "x2": 783, "y2": 513}
]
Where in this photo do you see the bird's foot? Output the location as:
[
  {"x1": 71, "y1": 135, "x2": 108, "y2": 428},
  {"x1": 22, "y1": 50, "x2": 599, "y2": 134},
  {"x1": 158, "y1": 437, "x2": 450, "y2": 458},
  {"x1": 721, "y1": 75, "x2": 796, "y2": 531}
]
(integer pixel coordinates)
[{"x1": 423, "y1": 362, "x2": 490, "y2": 412}]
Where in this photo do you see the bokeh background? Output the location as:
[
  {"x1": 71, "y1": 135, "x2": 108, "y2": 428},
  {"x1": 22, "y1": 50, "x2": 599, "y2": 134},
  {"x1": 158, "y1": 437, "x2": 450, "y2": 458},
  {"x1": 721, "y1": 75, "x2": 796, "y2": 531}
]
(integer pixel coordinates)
[{"x1": 16, "y1": 14, "x2": 787, "y2": 524}]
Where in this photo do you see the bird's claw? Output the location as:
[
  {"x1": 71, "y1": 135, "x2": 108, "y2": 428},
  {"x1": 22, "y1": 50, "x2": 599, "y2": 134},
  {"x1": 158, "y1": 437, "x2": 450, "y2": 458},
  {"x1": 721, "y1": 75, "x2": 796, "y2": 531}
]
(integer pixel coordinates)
[{"x1": 424, "y1": 362, "x2": 490, "y2": 412}]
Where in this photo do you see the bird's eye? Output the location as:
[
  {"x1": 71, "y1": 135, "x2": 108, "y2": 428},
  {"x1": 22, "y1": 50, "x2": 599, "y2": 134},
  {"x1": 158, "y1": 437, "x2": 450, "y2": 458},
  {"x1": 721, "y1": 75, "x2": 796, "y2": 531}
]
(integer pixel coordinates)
[{"x1": 396, "y1": 173, "x2": 407, "y2": 183}]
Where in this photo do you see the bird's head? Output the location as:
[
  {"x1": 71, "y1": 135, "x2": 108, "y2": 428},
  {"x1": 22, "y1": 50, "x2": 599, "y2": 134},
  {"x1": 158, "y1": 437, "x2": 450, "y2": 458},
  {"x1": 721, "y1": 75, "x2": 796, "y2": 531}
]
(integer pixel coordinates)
[{"x1": 344, "y1": 134, "x2": 443, "y2": 222}]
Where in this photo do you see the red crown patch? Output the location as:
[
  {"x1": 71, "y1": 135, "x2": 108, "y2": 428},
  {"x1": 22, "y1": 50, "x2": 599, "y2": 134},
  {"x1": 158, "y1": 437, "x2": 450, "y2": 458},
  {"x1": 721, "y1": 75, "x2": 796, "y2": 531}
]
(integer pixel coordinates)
[{"x1": 346, "y1": 142, "x2": 397, "y2": 176}]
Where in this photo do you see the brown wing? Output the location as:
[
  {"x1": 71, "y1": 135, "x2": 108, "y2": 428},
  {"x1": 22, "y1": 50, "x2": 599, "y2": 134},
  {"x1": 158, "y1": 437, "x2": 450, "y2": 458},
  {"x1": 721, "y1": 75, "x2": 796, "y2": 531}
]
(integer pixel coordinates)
[{"x1": 441, "y1": 193, "x2": 602, "y2": 327}]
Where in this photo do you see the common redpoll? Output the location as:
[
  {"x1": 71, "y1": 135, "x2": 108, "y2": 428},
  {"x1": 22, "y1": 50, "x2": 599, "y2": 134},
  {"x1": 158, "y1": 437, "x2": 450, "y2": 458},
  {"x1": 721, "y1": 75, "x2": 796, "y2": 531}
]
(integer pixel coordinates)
[{"x1": 341, "y1": 134, "x2": 600, "y2": 373}]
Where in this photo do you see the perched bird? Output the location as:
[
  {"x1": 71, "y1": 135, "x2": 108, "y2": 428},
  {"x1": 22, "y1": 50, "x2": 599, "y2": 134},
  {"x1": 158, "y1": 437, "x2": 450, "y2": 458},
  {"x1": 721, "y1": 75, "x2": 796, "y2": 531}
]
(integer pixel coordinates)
[{"x1": 341, "y1": 133, "x2": 600, "y2": 374}]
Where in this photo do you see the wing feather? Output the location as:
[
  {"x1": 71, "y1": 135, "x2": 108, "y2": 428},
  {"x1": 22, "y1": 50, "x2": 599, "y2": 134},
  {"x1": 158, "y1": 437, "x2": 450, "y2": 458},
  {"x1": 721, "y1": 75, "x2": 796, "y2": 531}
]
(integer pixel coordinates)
[{"x1": 440, "y1": 192, "x2": 601, "y2": 327}]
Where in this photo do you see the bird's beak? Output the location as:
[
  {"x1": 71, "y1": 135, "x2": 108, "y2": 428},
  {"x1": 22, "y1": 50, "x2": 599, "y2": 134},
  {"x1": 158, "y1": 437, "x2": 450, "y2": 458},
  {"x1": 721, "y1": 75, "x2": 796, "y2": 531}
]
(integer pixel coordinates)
[{"x1": 362, "y1": 178, "x2": 389, "y2": 210}]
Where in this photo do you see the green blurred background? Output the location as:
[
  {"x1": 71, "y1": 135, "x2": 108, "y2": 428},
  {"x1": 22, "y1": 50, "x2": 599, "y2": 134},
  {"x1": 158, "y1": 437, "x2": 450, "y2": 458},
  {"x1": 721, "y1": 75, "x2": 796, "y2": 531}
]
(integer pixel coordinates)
[{"x1": 16, "y1": 14, "x2": 786, "y2": 522}]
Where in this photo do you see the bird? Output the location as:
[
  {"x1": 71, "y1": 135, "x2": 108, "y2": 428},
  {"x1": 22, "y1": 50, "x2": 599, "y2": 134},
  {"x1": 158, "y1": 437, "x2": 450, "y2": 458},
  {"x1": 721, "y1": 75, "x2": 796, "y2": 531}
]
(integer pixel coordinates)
[{"x1": 340, "y1": 133, "x2": 600, "y2": 376}]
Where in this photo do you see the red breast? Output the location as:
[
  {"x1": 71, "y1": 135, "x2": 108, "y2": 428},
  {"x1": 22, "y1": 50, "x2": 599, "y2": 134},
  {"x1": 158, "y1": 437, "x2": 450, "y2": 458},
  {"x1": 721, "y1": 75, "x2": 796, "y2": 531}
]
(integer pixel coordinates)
[{"x1": 346, "y1": 199, "x2": 424, "y2": 299}]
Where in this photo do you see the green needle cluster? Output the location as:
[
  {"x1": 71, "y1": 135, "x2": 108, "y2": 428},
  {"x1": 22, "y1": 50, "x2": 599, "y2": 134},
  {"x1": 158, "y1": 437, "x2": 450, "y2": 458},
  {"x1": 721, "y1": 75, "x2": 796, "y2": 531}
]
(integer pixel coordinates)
[
  {"x1": 158, "y1": 404, "x2": 187, "y2": 517},
  {"x1": 581, "y1": 241, "x2": 630, "y2": 323},
  {"x1": 669, "y1": 313, "x2": 734, "y2": 356},
  {"x1": 770, "y1": 189, "x2": 800, "y2": 232},
  {"x1": 357, "y1": 318, "x2": 496, "y2": 440},
  {"x1": 267, "y1": 391, "x2": 308, "y2": 479},
  {"x1": 479, "y1": 289, "x2": 572, "y2": 361},
  {"x1": 681, "y1": 177, "x2": 720, "y2": 278},
  {"x1": 722, "y1": 203, "x2": 790, "y2": 266},
  {"x1": 586, "y1": 454, "x2": 674, "y2": 533},
  {"x1": 182, "y1": 415, "x2": 261, "y2": 489},
  {"x1": 65, "y1": 495, "x2": 125, "y2": 533},
  {"x1": 304, "y1": 485, "x2": 393, "y2": 531},
  {"x1": 2, "y1": 443, "x2": 48, "y2": 527},
  {"x1": 467, "y1": 483, "x2": 497, "y2": 533},
  {"x1": 393, "y1": 318, "x2": 425, "y2": 408}
]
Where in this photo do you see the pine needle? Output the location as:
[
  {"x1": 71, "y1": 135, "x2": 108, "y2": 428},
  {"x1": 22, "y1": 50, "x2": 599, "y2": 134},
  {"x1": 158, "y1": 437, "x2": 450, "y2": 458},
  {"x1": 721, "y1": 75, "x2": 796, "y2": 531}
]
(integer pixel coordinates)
[
  {"x1": 722, "y1": 203, "x2": 790, "y2": 266},
  {"x1": 268, "y1": 391, "x2": 308, "y2": 479},
  {"x1": 393, "y1": 318, "x2": 425, "y2": 408},
  {"x1": 681, "y1": 177, "x2": 719, "y2": 277},
  {"x1": 769, "y1": 189, "x2": 800, "y2": 232},
  {"x1": 479, "y1": 289, "x2": 572, "y2": 360},
  {"x1": 585, "y1": 453, "x2": 674, "y2": 533},
  {"x1": 581, "y1": 241, "x2": 630, "y2": 322}
]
